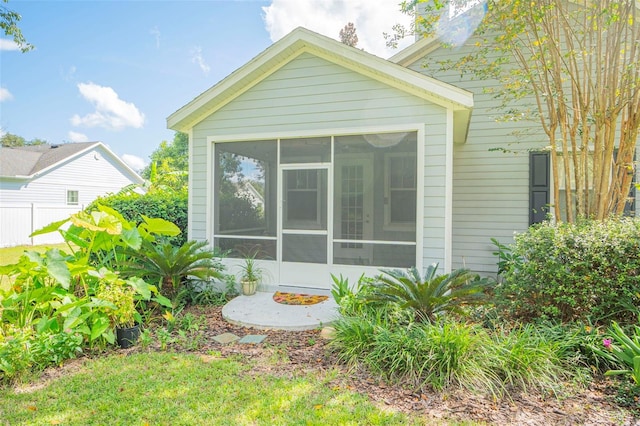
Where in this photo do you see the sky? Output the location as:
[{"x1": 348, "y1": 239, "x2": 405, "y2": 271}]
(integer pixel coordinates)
[{"x1": 0, "y1": 0, "x2": 415, "y2": 172}]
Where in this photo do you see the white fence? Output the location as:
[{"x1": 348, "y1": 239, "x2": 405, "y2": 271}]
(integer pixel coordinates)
[{"x1": 0, "y1": 204, "x2": 85, "y2": 248}]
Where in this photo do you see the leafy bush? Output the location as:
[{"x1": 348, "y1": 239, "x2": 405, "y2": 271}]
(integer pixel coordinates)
[
  {"x1": 495, "y1": 218, "x2": 640, "y2": 325},
  {"x1": 88, "y1": 190, "x2": 188, "y2": 245},
  {"x1": 367, "y1": 264, "x2": 493, "y2": 323},
  {"x1": 0, "y1": 206, "x2": 178, "y2": 383}
]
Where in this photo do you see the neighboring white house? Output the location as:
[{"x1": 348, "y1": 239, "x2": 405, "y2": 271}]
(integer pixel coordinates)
[
  {"x1": 167, "y1": 20, "x2": 638, "y2": 290},
  {"x1": 0, "y1": 142, "x2": 144, "y2": 247}
]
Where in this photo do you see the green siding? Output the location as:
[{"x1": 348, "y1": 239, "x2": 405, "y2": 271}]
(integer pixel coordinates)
[
  {"x1": 190, "y1": 52, "x2": 449, "y2": 268},
  {"x1": 408, "y1": 47, "x2": 546, "y2": 273}
]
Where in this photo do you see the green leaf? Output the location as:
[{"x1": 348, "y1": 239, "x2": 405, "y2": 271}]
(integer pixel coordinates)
[
  {"x1": 103, "y1": 329, "x2": 115, "y2": 344},
  {"x1": 128, "y1": 277, "x2": 152, "y2": 300},
  {"x1": 152, "y1": 294, "x2": 173, "y2": 308},
  {"x1": 140, "y1": 215, "x2": 181, "y2": 236},
  {"x1": 90, "y1": 316, "x2": 111, "y2": 341},
  {"x1": 121, "y1": 228, "x2": 142, "y2": 250},
  {"x1": 45, "y1": 250, "x2": 71, "y2": 289},
  {"x1": 30, "y1": 217, "x2": 70, "y2": 237}
]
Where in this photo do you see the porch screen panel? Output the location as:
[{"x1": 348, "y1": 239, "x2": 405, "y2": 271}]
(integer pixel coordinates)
[
  {"x1": 281, "y1": 137, "x2": 331, "y2": 163},
  {"x1": 333, "y1": 132, "x2": 417, "y2": 267},
  {"x1": 215, "y1": 238, "x2": 277, "y2": 260},
  {"x1": 283, "y1": 235, "x2": 327, "y2": 263},
  {"x1": 214, "y1": 140, "x2": 277, "y2": 258}
]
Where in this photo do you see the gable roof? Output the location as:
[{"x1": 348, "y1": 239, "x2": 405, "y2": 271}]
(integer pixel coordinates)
[
  {"x1": 0, "y1": 142, "x2": 144, "y2": 183},
  {"x1": 167, "y1": 27, "x2": 473, "y2": 133}
]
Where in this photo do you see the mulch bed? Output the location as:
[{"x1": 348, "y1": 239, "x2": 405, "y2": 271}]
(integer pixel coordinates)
[{"x1": 169, "y1": 305, "x2": 637, "y2": 426}]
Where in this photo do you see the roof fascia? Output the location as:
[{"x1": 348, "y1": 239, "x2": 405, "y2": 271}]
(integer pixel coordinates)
[
  {"x1": 389, "y1": 36, "x2": 442, "y2": 67},
  {"x1": 25, "y1": 142, "x2": 144, "y2": 183}
]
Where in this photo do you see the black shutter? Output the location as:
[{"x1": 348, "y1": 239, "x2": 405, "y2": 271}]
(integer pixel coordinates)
[
  {"x1": 623, "y1": 151, "x2": 636, "y2": 217},
  {"x1": 530, "y1": 151, "x2": 550, "y2": 225}
]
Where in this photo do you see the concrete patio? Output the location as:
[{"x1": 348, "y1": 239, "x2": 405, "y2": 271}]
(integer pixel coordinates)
[{"x1": 222, "y1": 290, "x2": 339, "y2": 331}]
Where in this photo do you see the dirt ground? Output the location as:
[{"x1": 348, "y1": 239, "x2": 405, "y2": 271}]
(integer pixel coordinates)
[{"x1": 178, "y1": 306, "x2": 638, "y2": 426}]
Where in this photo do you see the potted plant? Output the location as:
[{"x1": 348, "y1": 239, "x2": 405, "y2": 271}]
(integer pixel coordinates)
[
  {"x1": 97, "y1": 270, "x2": 141, "y2": 348},
  {"x1": 238, "y1": 253, "x2": 263, "y2": 296}
]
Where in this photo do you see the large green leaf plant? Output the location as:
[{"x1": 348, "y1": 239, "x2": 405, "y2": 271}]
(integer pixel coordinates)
[{"x1": 0, "y1": 205, "x2": 178, "y2": 381}]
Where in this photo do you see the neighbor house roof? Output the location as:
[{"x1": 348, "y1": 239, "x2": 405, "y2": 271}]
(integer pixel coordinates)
[
  {"x1": 167, "y1": 27, "x2": 473, "y2": 136},
  {"x1": 0, "y1": 142, "x2": 144, "y2": 182}
]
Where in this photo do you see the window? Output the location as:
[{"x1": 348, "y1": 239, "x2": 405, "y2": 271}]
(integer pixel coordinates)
[
  {"x1": 385, "y1": 154, "x2": 417, "y2": 228},
  {"x1": 67, "y1": 190, "x2": 79, "y2": 205},
  {"x1": 283, "y1": 169, "x2": 327, "y2": 230}
]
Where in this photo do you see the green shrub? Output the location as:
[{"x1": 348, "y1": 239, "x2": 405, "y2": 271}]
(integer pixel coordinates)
[
  {"x1": 88, "y1": 190, "x2": 188, "y2": 245},
  {"x1": 495, "y1": 218, "x2": 640, "y2": 325}
]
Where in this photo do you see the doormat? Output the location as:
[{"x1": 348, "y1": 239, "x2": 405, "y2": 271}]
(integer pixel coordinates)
[{"x1": 273, "y1": 291, "x2": 329, "y2": 305}]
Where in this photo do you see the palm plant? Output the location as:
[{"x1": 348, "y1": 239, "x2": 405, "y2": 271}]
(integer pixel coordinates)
[
  {"x1": 368, "y1": 263, "x2": 492, "y2": 323},
  {"x1": 123, "y1": 240, "x2": 223, "y2": 300}
]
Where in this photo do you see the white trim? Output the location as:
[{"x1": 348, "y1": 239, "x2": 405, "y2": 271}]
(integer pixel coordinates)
[
  {"x1": 281, "y1": 229, "x2": 328, "y2": 236},
  {"x1": 206, "y1": 138, "x2": 213, "y2": 244},
  {"x1": 415, "y1": 125, "x2": 425, "y2": 272},
  {"x1": 187, "y1": 129, "x2": 194, "y2": 240},
  {"x1": 389, "y1": 36, "x2": 441, "y2": 67},
  {"x1": 333, "y1": 239, "x2": 416, "y2": 246},
  {"x1": 444, "y1": 110, "x2": 454, "y2": 273},
  {"x1": 206, "y1": 123, "x2": 425, "y2": 145},
  {"x1": 214, "y1": 234, "x2": 277, "y2": 240}
]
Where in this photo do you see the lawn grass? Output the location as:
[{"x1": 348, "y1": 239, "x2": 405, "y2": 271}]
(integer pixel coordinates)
[{"x1": 0, "y1": 352, "x2": 455, "y2": 426}]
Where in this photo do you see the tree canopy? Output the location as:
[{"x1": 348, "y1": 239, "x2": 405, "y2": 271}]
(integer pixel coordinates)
[
  {"x1": 1, "y1": 0, "x2": 32, "y2": 52},
  {"x1": 141, "y1": 132, "x2": 189, "y2": 192},
  {"x1": 405, "y1": 0, "x2": 640, "y2": 221},
  {"x1": 339, "y1": 22, "x2": 358, "y2": 47},
  {"x1": 1, "y1": 133, "x2": 47, "y2": 147}
]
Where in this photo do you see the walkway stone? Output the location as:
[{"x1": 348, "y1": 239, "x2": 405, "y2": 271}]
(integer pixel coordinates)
[
  {"x1": 238, "y1": 335, "x2": 267, "y2": 344},
  {"x1": 212, "y1": 332, "x2": 240, "y2": 344}
]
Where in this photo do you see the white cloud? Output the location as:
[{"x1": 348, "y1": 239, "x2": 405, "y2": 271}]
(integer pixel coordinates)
[
  {"x1": 0, "y1": 87, "x2": 14, "y2": 102},
  {"x1": 262, "y1": 0, "x2": 414, "y2": 58},
  {"x1": 71, "y1": 82, "x2": 145, "y2": 130},
  {"x1": 0, "y1": 127, "x2": 6, "y2": 138},
  {"x1": 122, "y1": 154, "x2": 147, "y2": 172},
  {"x1": 191, "y1": 46, "x2": 210, "y2": 75},
  {"x1": 150, "y1": 26, "x2": 161, "y2": 49},
  {"x1": 60, "y1": 65, "x2": 77, "y2": 82},
  {"x1": 0, "y1": 38, "x2": 20, "y2": 51},
  {"x1": 68, "y1": 130, "x2": 90, "y2": 142}
]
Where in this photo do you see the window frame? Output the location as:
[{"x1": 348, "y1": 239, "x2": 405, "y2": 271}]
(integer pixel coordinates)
[
  {"x1": 66, "y1": 190, "x2": 79, "y2": 206},
  {"x1": 383, "y1": 152, "x2": 417, "y2": 231}
]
